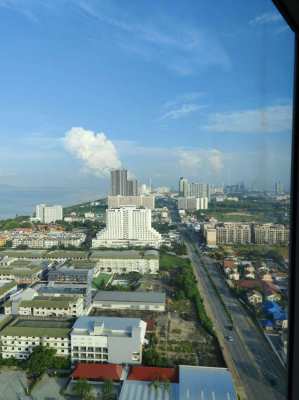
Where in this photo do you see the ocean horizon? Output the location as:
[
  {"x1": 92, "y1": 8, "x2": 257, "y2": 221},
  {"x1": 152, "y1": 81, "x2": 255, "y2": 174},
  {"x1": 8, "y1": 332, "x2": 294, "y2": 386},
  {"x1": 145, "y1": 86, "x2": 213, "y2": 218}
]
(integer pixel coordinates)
[{"x1": 0, "y1": 185, "x2": 101, "y2": 220}]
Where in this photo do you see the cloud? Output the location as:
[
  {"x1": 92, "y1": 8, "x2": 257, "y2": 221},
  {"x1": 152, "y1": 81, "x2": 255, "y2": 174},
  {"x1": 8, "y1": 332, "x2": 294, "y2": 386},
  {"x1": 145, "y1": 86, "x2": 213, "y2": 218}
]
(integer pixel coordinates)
[
  {"x1": 76, "y1": 2, "x2": 231, "y2": 75},
  {"x1": 0, "y1": 0, "x2": 39, "y2": 23},
  {"x1": 249, "y1": 11, "x2": 283, "y2": 26},
  {"x1": 177, "y1": 148, "x2": 224, "y2": 175},
  {"x1": 203, "y1": 104, "x2": 292, "y2": 134},
  {"x1": 64, "y1": 127, "x2": 122, "y2": 176},
  {"x1": 161, "y1": 103, "x2": 205, "y2": 120}
]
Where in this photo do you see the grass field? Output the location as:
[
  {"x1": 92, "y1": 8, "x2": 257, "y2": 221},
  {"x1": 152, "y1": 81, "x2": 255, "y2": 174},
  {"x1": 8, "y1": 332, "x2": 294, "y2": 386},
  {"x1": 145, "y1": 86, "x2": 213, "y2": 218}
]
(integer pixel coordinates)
[
  {"x1": 92, "y1": 273, "x2": 111, "y2": 289},
  {"x1": 160, "y1": 253, "x2": 190, "y2": 271}
]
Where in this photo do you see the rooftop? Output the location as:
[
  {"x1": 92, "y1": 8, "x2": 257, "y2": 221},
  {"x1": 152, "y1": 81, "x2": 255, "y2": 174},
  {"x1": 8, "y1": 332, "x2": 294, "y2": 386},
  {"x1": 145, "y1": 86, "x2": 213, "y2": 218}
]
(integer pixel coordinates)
[
  {"x1": 46, "y1": 250, "x2": 89, "y2": 259},
  {"x1": 0, "y1": 318, "x2": 73, "y2": 338},
  {"x1": 128, "y1": 366, "x2": 178, "y2": 383},
  {"x1": 179, "y1": 366, "x2": 237, "y2": 400},
  {"x1": 72, "y1": 316, "x2": 146, "y2": 338},
  {"x1": 94, "y1": 291, "x2": 166, "y2": 304},
  {"x1": 72, "y1": 363, "x2": 124, "y2": 381},
  {"x1": 19, "y1": 295, "x2": 80, "y2": 309},
  {"x1": 119, "y1": 380, "x2": 179, "y2": 400},
  {"x1": 90, "y1": 250, "x2": 159, "y2": 260}
]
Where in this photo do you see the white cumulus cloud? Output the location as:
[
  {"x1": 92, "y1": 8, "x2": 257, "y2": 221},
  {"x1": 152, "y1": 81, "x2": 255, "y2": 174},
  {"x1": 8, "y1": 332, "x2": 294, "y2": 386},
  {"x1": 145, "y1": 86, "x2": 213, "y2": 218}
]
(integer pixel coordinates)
[
  {"x1": 64, "y1": 127, "x2": 122, "y2": 176},
  {"x1": 203, "y1": 105, "x2": 292, "y2": 134}
]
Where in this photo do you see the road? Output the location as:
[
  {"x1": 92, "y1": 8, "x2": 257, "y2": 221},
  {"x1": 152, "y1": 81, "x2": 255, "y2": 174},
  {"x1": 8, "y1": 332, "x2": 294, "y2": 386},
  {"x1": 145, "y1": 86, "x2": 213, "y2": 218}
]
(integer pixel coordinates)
[{"x1": 184, "y1": 235, "x2": 287, "y2": 400}]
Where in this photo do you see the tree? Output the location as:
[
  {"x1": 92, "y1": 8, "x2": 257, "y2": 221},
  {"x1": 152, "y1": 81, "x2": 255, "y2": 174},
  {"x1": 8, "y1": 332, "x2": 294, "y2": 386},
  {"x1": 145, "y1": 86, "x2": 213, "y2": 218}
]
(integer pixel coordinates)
[
  {"x1": 73, "y1": 379, "x2": 93, "y2": 400},
  {"x1": 101, "y1": 379, "x2": 114, "y2": 400},
  {"x1": 27, "y1": 346, "x2": 56, "y2": 378}
]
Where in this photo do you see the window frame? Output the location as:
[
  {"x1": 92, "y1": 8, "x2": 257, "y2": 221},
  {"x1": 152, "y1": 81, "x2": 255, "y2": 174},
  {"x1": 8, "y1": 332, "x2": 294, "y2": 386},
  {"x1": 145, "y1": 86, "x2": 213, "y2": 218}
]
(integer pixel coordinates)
[{"x1": 273, "y1": 1, "x2": 299, "y2": 400}]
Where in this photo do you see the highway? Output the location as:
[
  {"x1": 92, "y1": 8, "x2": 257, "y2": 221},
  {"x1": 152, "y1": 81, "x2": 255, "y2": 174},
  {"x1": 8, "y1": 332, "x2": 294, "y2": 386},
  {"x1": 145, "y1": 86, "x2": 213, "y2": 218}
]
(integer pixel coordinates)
[{"x1": 184, "y1": 235, "x2": 287, "y2": 400}]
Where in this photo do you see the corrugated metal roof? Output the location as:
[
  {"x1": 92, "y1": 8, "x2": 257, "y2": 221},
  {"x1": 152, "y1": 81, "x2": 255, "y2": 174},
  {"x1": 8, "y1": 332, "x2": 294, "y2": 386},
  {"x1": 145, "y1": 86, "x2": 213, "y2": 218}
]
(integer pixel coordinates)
[
  {"x1": 179, "y1": 366, "x2": 237, "y2": 400},
  {"x1": 94, "y1": 291, "x2": 166, "y2": 304},
  {"x1": 119, "y1": 380, "x2": 179, "y2": 400}
]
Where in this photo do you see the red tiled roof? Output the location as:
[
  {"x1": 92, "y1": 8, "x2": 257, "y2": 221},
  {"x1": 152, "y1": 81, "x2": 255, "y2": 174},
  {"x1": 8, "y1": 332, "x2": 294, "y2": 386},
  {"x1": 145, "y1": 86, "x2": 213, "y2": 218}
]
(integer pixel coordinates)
[
  {"x1": 128, "y1": 366, "x2": 178, "y2": 383},
  {"x1": 237, "y1": 280, "x2": 262, "y2": 289},
  {"x1": 72, "y1": 363, "x2": 123, "y2": 381}
]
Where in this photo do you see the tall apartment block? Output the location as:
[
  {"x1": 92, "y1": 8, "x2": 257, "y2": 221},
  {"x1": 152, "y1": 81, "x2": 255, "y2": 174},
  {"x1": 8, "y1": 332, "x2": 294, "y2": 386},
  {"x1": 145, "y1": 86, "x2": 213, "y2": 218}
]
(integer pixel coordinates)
[
  {"x1": 92, "y1": 206, "x2": 161, "y2": 248},
  {"x1": 36, "y1": 204, "x2": 63, "y2": 224}
]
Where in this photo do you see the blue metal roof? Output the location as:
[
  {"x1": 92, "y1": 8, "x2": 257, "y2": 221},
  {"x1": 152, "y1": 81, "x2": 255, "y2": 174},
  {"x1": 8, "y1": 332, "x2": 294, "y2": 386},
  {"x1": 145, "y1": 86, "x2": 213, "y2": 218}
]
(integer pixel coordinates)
[
  {"x1": 179, "y1": 366, "x2": 237, "y2": 400},
  {"x1": 119, "y1": 380, "x2": 179, "y2": 400}
]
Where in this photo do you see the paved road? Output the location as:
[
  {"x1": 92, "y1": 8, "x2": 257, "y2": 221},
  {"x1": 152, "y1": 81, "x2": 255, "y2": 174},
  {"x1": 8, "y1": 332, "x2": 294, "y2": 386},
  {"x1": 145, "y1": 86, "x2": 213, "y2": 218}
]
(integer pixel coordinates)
[{"x1": 184, "y1": 236, "x2": 287, "y2": 400}]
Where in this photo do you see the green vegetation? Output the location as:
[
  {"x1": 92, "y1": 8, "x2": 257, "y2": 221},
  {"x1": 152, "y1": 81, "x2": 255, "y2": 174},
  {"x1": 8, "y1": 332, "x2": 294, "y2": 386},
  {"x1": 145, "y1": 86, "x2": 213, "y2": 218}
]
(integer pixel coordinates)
[
  {"x1": 0, "y1": 281, "x2": 16, "y2": 297},
  {"x1": 73, "y1": 379, "x2": 94, "y2": 400},
  {"x1": 0, "y1": 216, "x2": 31, "y2": 231},
  {"x1": 196, "y1": 198, "x2": 290, "y2": 224},
  {"x1": 232, "y1": 244, "x2": 287, "y2": 265},
  {"x1": 92, "y1": 273, "x2": 111, "y2": 289},
  {"x1": 143, "y1": 333, "x2": 169, "y2": 367},
  {"x1": 160, "y1": 251, "x2": 214, "y2": 335},
  {"x1": 172, "y1": 242, "x2": 187, "y2": 255}
]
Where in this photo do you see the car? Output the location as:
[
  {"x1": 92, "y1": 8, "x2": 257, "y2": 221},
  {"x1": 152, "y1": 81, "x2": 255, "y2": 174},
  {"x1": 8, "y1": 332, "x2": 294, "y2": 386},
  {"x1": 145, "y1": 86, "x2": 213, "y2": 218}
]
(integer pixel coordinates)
[
  {"x1": 226, "y1": 325, "x2": 234, "y2": 331},
  {"x1": 225, "y1": 335, "x2": 234, "y2": 342}
]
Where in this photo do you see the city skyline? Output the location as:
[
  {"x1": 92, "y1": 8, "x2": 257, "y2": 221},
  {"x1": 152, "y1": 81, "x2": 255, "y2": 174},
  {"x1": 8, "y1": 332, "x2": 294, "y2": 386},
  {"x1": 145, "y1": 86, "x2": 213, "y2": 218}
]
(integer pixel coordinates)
[{"x1": 0, "y1": 0, "x2": 294, "y2": 216}]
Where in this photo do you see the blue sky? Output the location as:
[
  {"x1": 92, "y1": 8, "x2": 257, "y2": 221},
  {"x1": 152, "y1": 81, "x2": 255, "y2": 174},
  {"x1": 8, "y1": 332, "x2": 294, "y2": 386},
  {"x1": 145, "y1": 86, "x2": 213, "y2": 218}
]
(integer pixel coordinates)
[{"x1": 0, "y1": 0, "x2": 295, "y2": 205}]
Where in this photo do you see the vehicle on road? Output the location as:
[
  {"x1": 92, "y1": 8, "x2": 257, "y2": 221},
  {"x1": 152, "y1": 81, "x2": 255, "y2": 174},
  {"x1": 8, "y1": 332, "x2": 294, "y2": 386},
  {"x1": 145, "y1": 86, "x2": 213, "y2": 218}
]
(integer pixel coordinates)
[{"x1": 225, "y1": 335, "x2": 234, "y2": 342}]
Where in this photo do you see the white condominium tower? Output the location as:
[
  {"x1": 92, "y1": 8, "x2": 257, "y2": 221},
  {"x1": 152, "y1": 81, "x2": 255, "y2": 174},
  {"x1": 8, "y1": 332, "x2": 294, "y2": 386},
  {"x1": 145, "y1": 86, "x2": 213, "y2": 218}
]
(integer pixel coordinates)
[
  {"x1": 92, "y1": 206, "x2": 161, "y2": 248},
  {"x1": 36, "y1": 204, "x2": 63, "y2": 224}
]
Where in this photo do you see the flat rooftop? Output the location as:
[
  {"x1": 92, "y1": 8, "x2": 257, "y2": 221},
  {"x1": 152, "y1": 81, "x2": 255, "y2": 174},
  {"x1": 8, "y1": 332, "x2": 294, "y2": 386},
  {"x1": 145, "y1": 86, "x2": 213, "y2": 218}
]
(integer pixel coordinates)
[
  {"x1": 72, "y1": 316, "x2": 145, "y2": 338},
  {"x1": 0, "y1": 318, "x2": 73, "y2": 338},
  {"x1": 93, "y1": 291, "x2": 166, "y2": 304},
  {"x1": 0, "y1": 250, "x2": 46, "y2": 258},
  {"x1": 46, "y1": 250, "x2": 89, "y2": 259},
  {"x1": 90, "y1": 250, "x2": 159, "y2": 260},
  {"x1": 19, "y1": 295, "x2": 79, "y2": 309}
]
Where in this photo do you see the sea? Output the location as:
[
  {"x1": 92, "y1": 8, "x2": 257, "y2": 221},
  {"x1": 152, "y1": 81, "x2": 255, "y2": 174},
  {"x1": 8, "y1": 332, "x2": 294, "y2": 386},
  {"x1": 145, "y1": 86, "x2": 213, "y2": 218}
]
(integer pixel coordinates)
[{"x1": 0, "y1": 185, "x2": 101, "y2": 219}]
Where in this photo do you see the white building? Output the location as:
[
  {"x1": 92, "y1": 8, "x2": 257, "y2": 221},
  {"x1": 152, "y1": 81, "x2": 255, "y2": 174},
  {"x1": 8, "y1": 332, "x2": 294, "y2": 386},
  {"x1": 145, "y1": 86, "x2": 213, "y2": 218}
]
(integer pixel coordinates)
[
  {"x1": 71, "y1": 316, "x2": 147, "y2": 364},
  {"x1": 91, "y1": 291, "x2": 166, "y2": 312},
  {"x1": 177, "y1": 197, "x2": 208, "y2": 211},
  {"x1": 36, "y1": 204, "x2": 63, "y2": 224},
  {"x1": 0, "y1": 318, "x2": 72, "y2": 360},
  {"x1": 92, "y1": 206, "x2": 161, "y2": 249},
  {"x1": 108, "y1": 195, "x2": 155, "y2": 210},
  {"x1": 13, "y1": 295, "x2": 84, "y2": 318},
  {"x1": 92, "y1": 250, "x2": 159, "y2": 274}
]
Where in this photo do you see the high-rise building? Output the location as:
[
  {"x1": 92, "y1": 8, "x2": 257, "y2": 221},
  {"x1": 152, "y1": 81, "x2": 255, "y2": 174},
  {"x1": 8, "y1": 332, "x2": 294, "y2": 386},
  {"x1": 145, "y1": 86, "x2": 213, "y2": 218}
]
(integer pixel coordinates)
[
  {"x1": 35, "y1": 204, "x2": 63, "y2": 224},
  {"x1": 110, "y1": 169, "x2": 128, "y2": 196},
  {"x1": 177, "y1": 197, "x2": 208, "y2": 210},
  {"x1": 108, "y1": 195, "x2": 155, "y2": 209},
  {"x1": 92, "y1": 206, "x2": 161, "y2": 248},
  {"x1": 127, "y1": 179, "x2": 139, "y2": 196},
  {"x1": 189, "y1": 183, "x2": 210, "y2": 199},
  {"x1": 179, "y1": 177, "x2": 189, "y2": 196},
  {"x1": 274, "y1": 181, "x2": 284, "y2": 194}
]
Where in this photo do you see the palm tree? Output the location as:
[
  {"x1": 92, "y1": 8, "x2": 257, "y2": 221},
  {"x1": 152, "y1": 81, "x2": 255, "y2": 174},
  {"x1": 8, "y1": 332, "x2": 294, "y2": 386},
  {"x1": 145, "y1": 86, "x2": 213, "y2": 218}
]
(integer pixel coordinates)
[
  {"x1": 73, "y1": 379, "x2": 92, "y2": 400},
  {"x1": 101, "y1": 379, "x2": 114, "y2": 400}
]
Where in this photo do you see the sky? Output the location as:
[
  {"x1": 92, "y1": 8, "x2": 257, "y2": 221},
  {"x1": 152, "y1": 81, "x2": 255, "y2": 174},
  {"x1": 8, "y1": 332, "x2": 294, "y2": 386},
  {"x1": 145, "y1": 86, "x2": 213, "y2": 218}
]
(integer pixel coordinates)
[{"x1": 0, "y1": 0, "x2": 295, "y2": 215}]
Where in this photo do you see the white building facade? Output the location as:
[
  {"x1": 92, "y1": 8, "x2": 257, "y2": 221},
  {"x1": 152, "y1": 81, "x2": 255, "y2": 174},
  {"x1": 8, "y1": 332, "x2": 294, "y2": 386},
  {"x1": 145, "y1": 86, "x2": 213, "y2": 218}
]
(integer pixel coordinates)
[
  {"x1": 71, "y1": 316, "x2": 147, "y2": 364},
  {"x1": 36, "y1": 204, "x2": 63, "y2": 224},
  {"x1": 92, "y1": 207, "x2": 161, "y2": 249}
]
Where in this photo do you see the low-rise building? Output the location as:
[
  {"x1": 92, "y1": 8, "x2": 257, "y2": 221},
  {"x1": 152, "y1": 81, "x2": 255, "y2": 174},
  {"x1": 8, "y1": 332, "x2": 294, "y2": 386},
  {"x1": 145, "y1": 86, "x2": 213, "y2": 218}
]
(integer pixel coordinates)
[
  {"x1": 71, "y1": 316, "x2": 147, "y2": 365},
  {"x1": 91, "y1": 250, "x2": 159, "y2": 275},
  {"x1": 246, "y1": 290, "x2": 263, "y2": 305},
  {"x1": 0, "y1": 281, "x2": 18, "y2": 302},
  {"x1": 16, "y1": 295, "x2": 84, "y2": 318},
  {"x1": 48, "y1": 265, "x2": 94, "y2": 284},
  {"x1": 0, "y1": 318, "x2": 72, "y2": 360},
  {"x1": 91, "y1": 291, "x2": 166, "y2": 312},
  {"x1": 253, "y1": 224, "x2": 289, "y2": 245}
]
